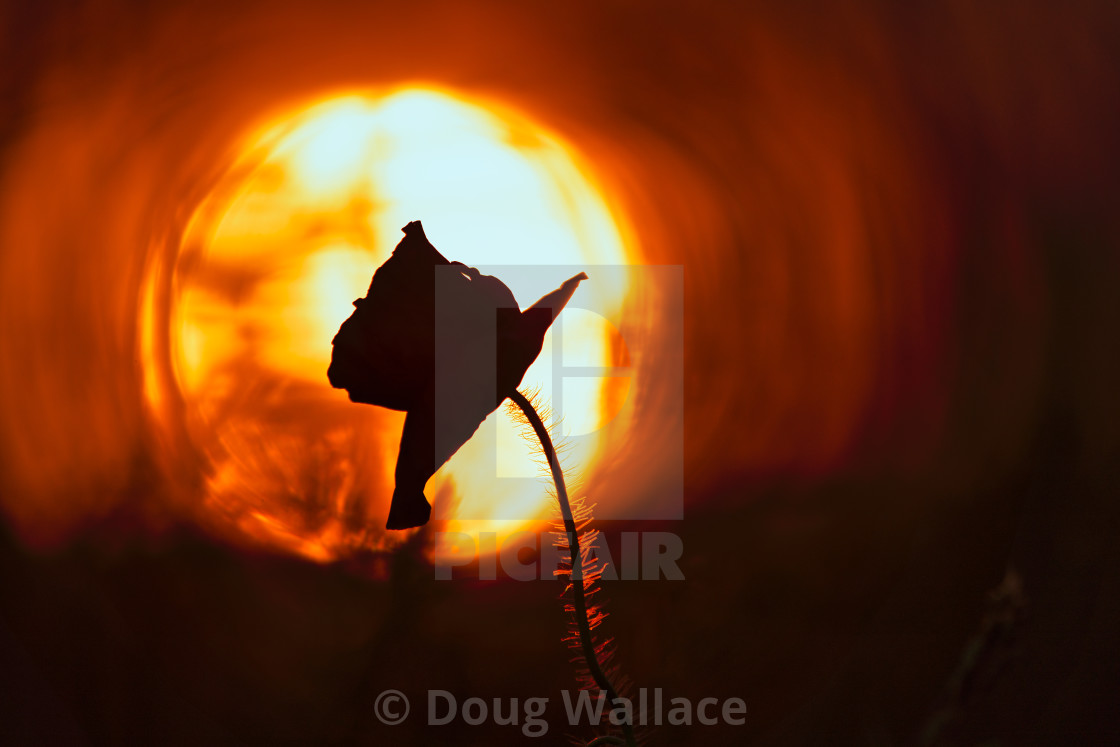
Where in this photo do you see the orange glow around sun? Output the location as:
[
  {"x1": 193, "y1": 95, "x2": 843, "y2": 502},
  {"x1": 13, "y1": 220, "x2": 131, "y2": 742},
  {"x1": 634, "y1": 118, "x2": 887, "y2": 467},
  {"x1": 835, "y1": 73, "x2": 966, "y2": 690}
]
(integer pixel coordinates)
[{"x1": 151, "y1": 88, "x2": 635, "y2": 561}]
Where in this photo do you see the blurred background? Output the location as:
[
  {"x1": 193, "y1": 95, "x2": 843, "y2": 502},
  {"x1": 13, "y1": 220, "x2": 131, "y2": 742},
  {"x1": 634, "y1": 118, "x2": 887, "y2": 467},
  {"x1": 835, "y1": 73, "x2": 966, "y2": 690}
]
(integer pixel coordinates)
[{"x1": 1, "y1": 0, "x2": 1118, "y2": 743}]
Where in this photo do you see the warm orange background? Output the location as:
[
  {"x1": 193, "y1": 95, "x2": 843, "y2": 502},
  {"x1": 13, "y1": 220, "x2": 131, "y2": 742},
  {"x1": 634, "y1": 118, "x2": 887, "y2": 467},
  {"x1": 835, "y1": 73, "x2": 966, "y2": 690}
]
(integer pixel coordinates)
[{"x1": 1, "y1": 1, "x2": 1118, "y2": 744}]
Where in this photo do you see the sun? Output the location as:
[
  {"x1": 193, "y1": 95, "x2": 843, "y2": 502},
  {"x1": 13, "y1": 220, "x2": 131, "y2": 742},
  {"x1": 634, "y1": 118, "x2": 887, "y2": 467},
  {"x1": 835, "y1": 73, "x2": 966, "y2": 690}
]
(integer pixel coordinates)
[{"x1": 161, "y1": 88, "x2": 635, "y2": 561}]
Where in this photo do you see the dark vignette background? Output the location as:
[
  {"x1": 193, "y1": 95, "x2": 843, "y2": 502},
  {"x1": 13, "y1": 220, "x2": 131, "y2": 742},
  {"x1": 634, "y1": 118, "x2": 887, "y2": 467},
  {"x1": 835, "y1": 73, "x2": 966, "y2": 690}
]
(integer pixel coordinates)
[{"x1": 1, "y1": 0, "x2": 1118, "y2": 744}]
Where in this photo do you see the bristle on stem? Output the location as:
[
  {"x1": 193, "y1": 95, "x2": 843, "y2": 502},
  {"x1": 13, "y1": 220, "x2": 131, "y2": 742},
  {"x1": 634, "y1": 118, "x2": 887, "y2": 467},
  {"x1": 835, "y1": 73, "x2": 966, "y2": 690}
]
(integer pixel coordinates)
[{"x1": 507, "y1": 389, "x2": 637, "y2": 747}]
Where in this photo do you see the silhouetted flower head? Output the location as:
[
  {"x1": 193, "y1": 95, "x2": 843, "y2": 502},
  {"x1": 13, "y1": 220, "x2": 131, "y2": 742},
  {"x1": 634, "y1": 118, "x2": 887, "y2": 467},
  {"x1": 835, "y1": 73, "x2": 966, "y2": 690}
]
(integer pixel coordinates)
[{"x1": 328, "y1": 220, "x2": 586, "y2": 528}]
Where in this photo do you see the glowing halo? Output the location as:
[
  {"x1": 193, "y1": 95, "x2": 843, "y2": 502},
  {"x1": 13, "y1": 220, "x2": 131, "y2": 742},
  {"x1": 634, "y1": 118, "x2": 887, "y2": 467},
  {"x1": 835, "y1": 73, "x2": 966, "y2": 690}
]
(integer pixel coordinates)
[{"x1": 146, "y1": 88, "x2": 637, "y2": 561}]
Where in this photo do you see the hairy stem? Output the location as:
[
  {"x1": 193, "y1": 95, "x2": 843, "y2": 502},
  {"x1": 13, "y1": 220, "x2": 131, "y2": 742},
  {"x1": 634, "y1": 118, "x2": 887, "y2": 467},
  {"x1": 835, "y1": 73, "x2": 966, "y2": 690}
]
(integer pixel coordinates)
[{"x1": 508, "y1": 389, "x2": 637, "y2": 747}]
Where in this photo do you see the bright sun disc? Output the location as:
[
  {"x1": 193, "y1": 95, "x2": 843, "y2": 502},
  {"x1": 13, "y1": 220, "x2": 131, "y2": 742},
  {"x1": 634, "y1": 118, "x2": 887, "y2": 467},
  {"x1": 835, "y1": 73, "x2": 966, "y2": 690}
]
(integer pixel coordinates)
[{"x1": 165, "y1": 88, "x2": 635, "y2": 561}]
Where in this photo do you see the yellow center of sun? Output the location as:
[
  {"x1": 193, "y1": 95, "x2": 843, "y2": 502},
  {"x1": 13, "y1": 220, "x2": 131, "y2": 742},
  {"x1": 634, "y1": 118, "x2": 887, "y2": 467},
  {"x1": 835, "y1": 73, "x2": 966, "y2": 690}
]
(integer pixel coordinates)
[{"x1": 165, "y1": 88, "x2": 633, "y2": 561}]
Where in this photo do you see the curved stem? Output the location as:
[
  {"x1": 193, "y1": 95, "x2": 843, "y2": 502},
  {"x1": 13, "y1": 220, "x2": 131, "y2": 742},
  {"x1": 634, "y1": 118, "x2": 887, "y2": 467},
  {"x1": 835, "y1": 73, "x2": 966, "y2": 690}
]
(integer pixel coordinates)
[{"x1": 508, "y1": 390, "x2": 637, "y2": 747}]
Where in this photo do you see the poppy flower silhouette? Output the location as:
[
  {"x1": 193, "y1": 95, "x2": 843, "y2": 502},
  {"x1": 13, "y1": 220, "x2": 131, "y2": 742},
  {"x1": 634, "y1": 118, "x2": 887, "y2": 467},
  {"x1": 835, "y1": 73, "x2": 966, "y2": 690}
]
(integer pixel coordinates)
[{"x1": 328, "y1": 220, "x2": 587, "y2": 529}]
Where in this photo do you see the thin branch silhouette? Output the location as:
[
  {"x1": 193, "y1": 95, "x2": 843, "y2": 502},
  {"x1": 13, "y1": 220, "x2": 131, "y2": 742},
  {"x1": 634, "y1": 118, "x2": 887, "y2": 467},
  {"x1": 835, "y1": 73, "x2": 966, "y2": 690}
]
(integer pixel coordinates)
[{"x1": 509, "y1": 388, "x2": 637, "y2": 747}]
